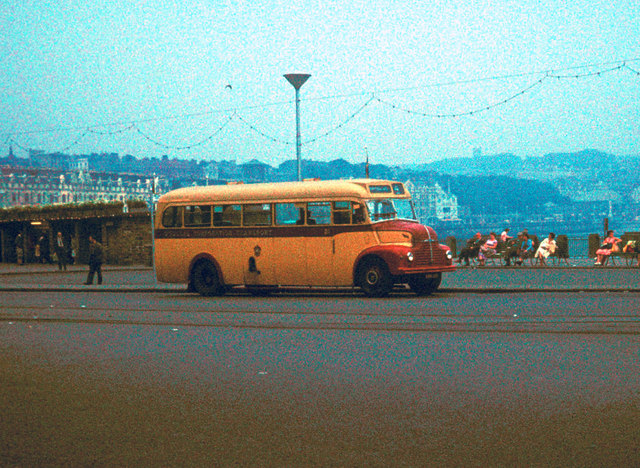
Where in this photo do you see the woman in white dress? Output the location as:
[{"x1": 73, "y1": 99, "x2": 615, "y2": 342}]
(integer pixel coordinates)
[{"x1": 535, "y1": 232, "x2": 557, "y2": 266}]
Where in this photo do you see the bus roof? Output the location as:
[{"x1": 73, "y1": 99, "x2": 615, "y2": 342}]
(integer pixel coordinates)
[{"x1": 158, "y1": 179, "x2": 409, "y2": 204}]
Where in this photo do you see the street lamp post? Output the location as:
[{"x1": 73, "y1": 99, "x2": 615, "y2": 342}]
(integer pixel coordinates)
[
  {"x1": 150, "y1": 174, "x2": 157, "y2": 284},
  {"x1": 283, "y1": 73, "x2": 311, "y2": 181}
]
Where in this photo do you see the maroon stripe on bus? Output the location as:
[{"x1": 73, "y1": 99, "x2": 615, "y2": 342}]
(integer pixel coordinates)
[{"x1": 155, "y1": 224, "x2": 375, "y2": 239}]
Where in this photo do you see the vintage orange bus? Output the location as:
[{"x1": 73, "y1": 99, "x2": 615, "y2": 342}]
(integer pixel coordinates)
[{"x1": 154, "y1": 178, "x2": 454, "y2": 297}]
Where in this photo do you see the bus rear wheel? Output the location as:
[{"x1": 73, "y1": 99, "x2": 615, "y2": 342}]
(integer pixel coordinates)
[
  {"x1": 192, "y1": 260, "x2": 225, "y2": 296},
  {"x1": 357, "y1": 258, "x2": 393, "y2": 298},
  {"x1": 408, "y1": 273, "x2": 441, "y2": 296}
]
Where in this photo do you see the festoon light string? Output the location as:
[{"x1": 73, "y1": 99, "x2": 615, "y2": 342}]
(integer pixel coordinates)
[{"x1": 3, "y1": 59, "x2": 639, "y2": 154}]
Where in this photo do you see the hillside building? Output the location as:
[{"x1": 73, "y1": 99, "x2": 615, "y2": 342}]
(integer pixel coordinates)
[
  {"x1": 405, "y1": 180, "x2": 460, "y2": 224},
  {"x1": 0, "y1": 166, "x2": 169, "y2": 209}
]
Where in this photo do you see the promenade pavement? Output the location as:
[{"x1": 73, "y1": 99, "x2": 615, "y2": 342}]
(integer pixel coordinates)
[{"x1": 0, "y1": 259, "x2": 638, "y2": 292}]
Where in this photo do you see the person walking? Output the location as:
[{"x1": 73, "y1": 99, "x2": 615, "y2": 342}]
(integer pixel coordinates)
[
  {"x1": 71, "y1": 236, "x2": 79, "y2": 265},
  {"x1": 85, "y1": 235, "x2": 104, "y2": 285},
  {"x1": 40, "y1": 234, "x2": 52, "y2": 264},
  {"x1": 35, "y1": 237, "x2": 42, "y2": 263},
  {"x1": 15, "y1": 233, "x2": 24, "y2": 265},
  {"x1": 55, "y1": 232, "x2": 67, "y2": 271}
]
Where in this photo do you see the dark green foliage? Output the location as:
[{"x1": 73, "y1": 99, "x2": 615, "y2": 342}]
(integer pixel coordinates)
[
  {"x1": 0, "y1": 201, "x2": 125, "y2": 222},
  {"x1": 125, "y1": 199, "x2": 147, "y2": 209}
]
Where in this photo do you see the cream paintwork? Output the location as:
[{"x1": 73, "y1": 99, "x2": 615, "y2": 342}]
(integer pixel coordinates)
[
  {"x1": 333, "y1": 230, "x2": 377, "y2": 285},
  {"x1": 274, "y1": 237, "x2": 308, "y2": 285},
  {"x1": 154, "y1": 178, "x2": 429, "y2": 288}
]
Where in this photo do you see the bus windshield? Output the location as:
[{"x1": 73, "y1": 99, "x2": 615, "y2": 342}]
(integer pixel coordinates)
[{"x1": 365, "y1": 198, "x2": 417, "y2": 222}]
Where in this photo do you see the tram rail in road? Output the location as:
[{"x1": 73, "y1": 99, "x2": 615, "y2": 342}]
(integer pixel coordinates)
[{"x1": 2, "y1": 290, "x2": 640, "y2": 335}]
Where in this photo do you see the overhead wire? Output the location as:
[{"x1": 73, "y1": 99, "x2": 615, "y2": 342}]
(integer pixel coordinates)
[
  {"x1": 2, "y1": 58, "x2": 638, "y2": 153},
  {"x1": 132, "y1": 117, "x2": 233, "y2": 150},
  {"x1": 545, "y1": 63, "x2": 625, "y2": 79},
  {"x1": 304, "y1": 95, "x2": 376, "y2": 145},
  {"x1": 232, "y1": 111, "x2": 293, "y2": 146},
  {"x1": 623, "y1": 63, "x2": 640, "y2": 75},
  {"x1": 375, "y1": 77, "x2": 547, "y2": 118}
]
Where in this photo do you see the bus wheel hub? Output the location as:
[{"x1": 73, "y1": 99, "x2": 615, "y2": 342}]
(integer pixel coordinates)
[{"x1": 366, "y1": 270, "x2": 379, "y2": 284}]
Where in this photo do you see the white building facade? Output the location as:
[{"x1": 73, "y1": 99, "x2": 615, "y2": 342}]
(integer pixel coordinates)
[
  {"x1": 0, "y1": 167, "x2": 169, "y2": 209},
  {"x1": 405, "y1": 180, "x2": 460, "y2": 224}
]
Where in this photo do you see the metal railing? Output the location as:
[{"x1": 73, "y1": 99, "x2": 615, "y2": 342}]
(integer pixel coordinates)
[
  {"x1": 452, "y1": 237, "x2": 592, "y2": 259},
  {"x1": 566, "y1": 237, "x2": 590, "y2": 258}
]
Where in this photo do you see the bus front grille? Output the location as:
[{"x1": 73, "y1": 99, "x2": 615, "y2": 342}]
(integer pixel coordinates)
[{"x1": 413, "y1": 244, "x2": 448, "y2": 266}]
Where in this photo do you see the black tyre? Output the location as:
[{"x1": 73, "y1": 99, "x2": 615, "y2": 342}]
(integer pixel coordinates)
[
  {"x1": 357, "y1": 257, "x2": 393, "y2": 298},
  {"x1": 192, "y1": 260, "x2": 224, "y2": 296},
  {"x1": 408, "y1": 273, "x2": 442, "y2": 296}
]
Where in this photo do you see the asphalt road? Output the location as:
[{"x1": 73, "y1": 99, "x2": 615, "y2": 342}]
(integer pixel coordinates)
[
  {"x1": 1, "y1": 265, "x2": 639, "y2": 292},
  {"x1": 2, "y1": 290, "x2": 640, "y2": 466}
]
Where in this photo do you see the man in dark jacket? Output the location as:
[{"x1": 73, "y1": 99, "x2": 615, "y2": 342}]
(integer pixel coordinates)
[
  {"x1": 503, "y1": 233, "x2": 523, "y2": 266},
  {"x1": 456, "y1": 232, "x2": 483, "y2": 266},
  {"x1": 55, "y1": 232, "x2": 67, "y2": 270},
  {"x1": 84, "y1": 235, "x2": 104, "y2": 285}
]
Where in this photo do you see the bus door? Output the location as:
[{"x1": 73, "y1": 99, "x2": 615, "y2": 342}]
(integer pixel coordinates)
[
  {"x1": 273, "y1": 203, "x2": 308, "y2": 286},
  {"x1": 304, "y1": 201, "x2": 334, "y2": 286},
  {"x1": 157, "y1": 205, "x2": 186, "y2": 283},
  {"x1": 242, "y1": 237, "x2": 276, "y2": 286},
  {"x1": 241, "y1": 204, "x2": 277, "y2": 286}
]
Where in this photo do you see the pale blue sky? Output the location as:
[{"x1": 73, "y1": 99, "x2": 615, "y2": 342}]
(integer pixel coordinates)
[{"x1": 1, "y1": 0, "x2": 639, "y2": 167}]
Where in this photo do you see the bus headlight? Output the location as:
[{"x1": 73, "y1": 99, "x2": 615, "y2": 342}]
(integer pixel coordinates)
[
  {"x1": 407, "y1": 252, "x2": 414, "y2": 262},
  {"x1": 446, "y1": 250, "x2": 453, "y2": 260}
]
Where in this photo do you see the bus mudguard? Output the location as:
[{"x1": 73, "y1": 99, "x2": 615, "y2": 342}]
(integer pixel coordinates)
[
  {"x1": 353, "y1": 245, "x2": 411, "y2": 278},
  {"x1": 188, "y1": 253, "x2": 225, "y2": 285}
]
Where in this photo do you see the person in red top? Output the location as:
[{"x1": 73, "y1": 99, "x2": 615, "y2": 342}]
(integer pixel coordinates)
[{"x1": 595, "y1": 230, "x2": 622, "y2": 265}]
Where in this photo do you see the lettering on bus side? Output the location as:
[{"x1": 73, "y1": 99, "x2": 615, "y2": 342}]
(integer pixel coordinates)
[
  {"x1": 156, "y1": 228, "x2": 275, "y2": 239},
  {"x1": 155, "y1": 225, "x2": 375, "y2": 239},
  {"x1": 156, "y1": 200, "x2": 370, "y2": 239}
]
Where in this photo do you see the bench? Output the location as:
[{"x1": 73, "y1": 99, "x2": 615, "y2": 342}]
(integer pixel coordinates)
[
  {"x1": 548, "y1": 234, "x2": 571, "y2": 266},
  {"x1": 490, "y1": 238, "x2": 534, "y2": 266},
  {"x1": 608, "y1": 233, "x2": 640, "y2": 266}
]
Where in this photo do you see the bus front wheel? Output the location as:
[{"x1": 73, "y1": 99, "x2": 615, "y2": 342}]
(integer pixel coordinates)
[
  {"x1": 192, "y1": 260, "x2": 225, "y2": 296},
  {"x1": 357, "y1": 258, "x2": 393, "y2": 298},
  {"x1": 408, "y1": 273, "x2": 441, "y2": 296}
]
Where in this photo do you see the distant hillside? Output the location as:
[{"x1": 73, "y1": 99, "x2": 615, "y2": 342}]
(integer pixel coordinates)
[
  {"x1": 277, "y1": 158, "x2": 396, "y2": 180},
  {"x1": 412, "y1": 149, "x2": 640, "y2": 176},
  {"x1": 434, "y1": 174, "x2": 570, "y2": 215},
  {"x1": 276, "y1": 157, "x2": 570, "y2": 216},
  {"x1": 415, "y1": 152, "x2": 524, "y2": 176}
]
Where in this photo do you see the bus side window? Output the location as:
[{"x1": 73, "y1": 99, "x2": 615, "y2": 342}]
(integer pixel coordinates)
[
  {"x1": 243, "y1": 204, "x2": 272, "y2": 226},
  {"x1": 200, "y1": 206, "x2": 211, "y2": 226},
  {"x1": 222, "y1": 205, "x2": 241, "y2": 226},
  {"x1": 213, "y1": 206, "x2": 224, "y2": 226},
  {"x1": 333, "y1": 201, "x2": 351, "y2": 225},
  {"x1": 352, "y1": 203, "x2": 365, "y2": 224},
  {"x1": 184, "y1": 205, "x2": 211, "y2": 227},
  {"x1": 307, "y1": 202, "x2": 331, "y2": 225},
  {"x1": 275, "y1": 203, "x2": 300, "y2": 225},
  {"x1": 162, "y1": 206, "x2": 183, "y2": 228}
]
